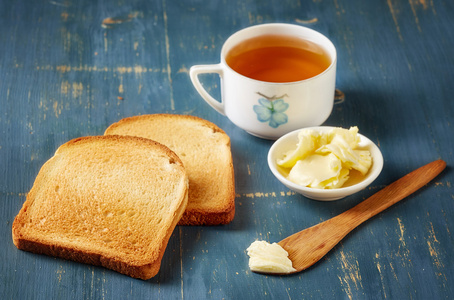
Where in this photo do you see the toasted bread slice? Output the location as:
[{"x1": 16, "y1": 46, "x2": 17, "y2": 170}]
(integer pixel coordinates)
[
  {"x1": 105, "y1": 114, "x2": 235, "y2": 225},
  {"x1": 12, "y1": 135, "x2": 188, "y2": 280}
]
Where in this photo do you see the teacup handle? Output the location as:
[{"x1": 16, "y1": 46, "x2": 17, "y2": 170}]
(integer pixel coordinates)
[{"x1": 189, "y1": 64, "x2": 225, "y2": 115}]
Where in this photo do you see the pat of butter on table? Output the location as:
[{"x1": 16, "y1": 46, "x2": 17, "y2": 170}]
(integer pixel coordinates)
[{"x1": 246, "y1": 240, "x2": 296, "y2": 274}]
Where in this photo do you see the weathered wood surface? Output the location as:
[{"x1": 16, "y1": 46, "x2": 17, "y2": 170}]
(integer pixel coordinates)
[{"x1": 1, "y1": 0, "x2": 453, "y2": 299}]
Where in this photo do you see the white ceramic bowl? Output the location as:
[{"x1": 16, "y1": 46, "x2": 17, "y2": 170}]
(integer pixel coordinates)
[{"x1": 267, "y1": 126, "x2": 384, "y2": 201}]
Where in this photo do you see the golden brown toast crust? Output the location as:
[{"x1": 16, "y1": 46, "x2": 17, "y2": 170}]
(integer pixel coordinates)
[
  {"x1": 12, "y1": 135, "x2": 188, "y2": 279},
  {"x1": 105, "y1": 114, "x2": 235, "y2": 226}
]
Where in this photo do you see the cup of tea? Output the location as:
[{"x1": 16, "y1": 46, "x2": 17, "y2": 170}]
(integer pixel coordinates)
[{"x1": 189, "y1": 23, "x2": 337, "y2": 139}]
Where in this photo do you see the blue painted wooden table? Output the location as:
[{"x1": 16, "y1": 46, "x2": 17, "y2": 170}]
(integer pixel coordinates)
[{"x1": 1, "y1": 0, "x2": 453, "y2": 299}]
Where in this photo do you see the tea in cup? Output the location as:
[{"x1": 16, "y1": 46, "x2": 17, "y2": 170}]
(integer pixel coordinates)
[{"x1": 190, "y1": 23, "x2": 337, "y2": 139}]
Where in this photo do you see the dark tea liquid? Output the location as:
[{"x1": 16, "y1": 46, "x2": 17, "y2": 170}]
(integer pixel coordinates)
[{"x1": 225, "y1": 35, "x2": 331, "y2": 83}]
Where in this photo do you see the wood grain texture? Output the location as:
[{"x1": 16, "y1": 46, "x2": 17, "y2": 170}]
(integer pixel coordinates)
[{"x1": 1, "y1": 0, "x2": 453, "y2": 299}]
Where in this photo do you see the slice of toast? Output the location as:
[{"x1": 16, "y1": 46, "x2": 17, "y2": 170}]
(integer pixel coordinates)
[
  {"x1": 12, "y1": 135, "x2": 188, "y2": 280},
  {"x1": 105, "y1": 114, "x2": 235, "y2": 225}
]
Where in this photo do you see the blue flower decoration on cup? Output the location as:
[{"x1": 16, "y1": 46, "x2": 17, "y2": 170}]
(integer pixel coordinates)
[{"x1": 253, "y1": 96, "x2": 289, "y2": 128}]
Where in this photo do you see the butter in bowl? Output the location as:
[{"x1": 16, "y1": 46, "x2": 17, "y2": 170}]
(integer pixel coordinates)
[{"x1": 267, "y1": 126, "x2": 383, "y2": 201}]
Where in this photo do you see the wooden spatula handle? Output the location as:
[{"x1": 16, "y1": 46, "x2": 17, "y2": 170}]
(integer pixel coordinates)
[
  {"x1": 278, "y1": 160, "x2": 446, "y2": 274},
  {"x1": 339, "y1": 159, "x2": 446, "y2": 228}
]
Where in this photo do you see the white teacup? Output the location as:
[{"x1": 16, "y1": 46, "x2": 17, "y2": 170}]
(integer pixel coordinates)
[{"x1": 190, "y1": 23, "x2": 337, "y2": 139}]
